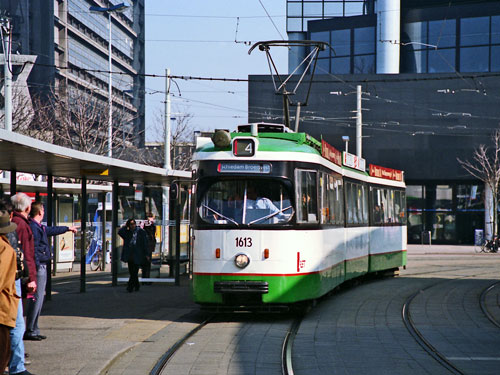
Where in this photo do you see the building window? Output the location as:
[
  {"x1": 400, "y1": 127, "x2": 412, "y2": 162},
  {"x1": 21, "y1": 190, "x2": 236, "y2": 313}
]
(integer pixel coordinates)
[
  {"x1": 303, "y1": 2, "x2": 323, "y2": 17},
  {"x1": 332, "y1": 56, "x2": 351, "y2": 73},
  {"x1": 354, "y1": 54, "x2": 374, "y2": 73},
  {"x1": 428, "y1": 19, "x2": 456, "y2": 48},
  {"x1": 428, "y1": 48, "x2": 455, "y2": 73},
  {"x1": 354, "y1": 26, "x2": 375, "y2": 54},
  {"x1": 331, "y1": 28, "x2": 351, "y2": 56},
  {"x1": 288, "y1": 2, "x2": 303, "y2": 17},
  {"x1": 460, "y1": 46, "x2": 489, "y2": 72},
  {"x1": 460, "y1": 17, "x2": 489, "y2": 47}
]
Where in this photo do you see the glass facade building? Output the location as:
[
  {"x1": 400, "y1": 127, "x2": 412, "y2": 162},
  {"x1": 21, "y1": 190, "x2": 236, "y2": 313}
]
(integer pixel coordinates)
[
  {"x1": 1, "y1": 0, "x2": 146, "y2": 148},
  {"x1": 247, "y1": 0, "x2": 500, "y2": 244}
]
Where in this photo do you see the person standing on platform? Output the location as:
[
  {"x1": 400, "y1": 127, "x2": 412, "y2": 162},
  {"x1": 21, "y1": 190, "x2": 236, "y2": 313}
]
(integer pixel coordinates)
[
  {"x1": 0, "y1": 210, "x2": 20, "y2": 372},
  {"x1": 118, "y1": 218, "x2": 148, "y2": 292},
  {"x1": 0, "y1": 198, "x2": 33, "y2": 375},
  {"x1": 142, "y1": 212, "x2": 156, "y2": 284},
  {"x1": 24, "y1": 202, "x2": 77, "y2": 341}
]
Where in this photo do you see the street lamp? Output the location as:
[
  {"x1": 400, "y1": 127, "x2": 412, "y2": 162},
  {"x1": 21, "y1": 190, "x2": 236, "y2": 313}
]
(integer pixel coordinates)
[{"x1": 89, "y1": 2, "x2": 130, "y2": 158}]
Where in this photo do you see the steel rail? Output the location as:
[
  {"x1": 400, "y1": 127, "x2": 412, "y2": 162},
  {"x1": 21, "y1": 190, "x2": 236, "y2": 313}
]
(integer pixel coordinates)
[
  {"x1": 150, "y1": 316, "x2": 213, "y2": 375},
  {"x1": 281, "y1": 317, "x2": 303, "y2": 375},
  {"x1": 402, "y1": 287, "x2": 466, "y2": 375},
  {"x1": 479, "y1": 281, "x2": 500, "y2": 329}
]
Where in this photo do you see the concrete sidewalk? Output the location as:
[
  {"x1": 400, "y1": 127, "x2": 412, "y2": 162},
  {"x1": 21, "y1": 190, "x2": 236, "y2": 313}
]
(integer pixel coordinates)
[
  {"x1": 21, "y1": 273, "x2": 200, "y2": 375},
  {"x1": 20, "y1": 245, "x2": 495, "y2": 375}
]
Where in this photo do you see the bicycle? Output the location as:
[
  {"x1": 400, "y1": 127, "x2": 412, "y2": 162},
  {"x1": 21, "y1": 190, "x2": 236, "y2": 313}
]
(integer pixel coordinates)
[
  {"x1": 476, "y1": 237, "x2": 499, "y2": 253},
  {"x1": 88, "y1": 238, "x2": 104, "y2": 271}
]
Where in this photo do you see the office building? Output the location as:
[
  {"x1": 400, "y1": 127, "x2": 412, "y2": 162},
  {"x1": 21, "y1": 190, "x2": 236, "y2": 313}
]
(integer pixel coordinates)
[
  {"x1": 0, "y1": 0, "x2": 145, "y2": 150},
  {"x1": 249, "y1": 0, "x2": 500, "y2": 244}
]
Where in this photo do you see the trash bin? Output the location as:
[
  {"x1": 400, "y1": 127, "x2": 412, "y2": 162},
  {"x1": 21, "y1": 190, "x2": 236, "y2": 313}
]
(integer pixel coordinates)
[
  {"x1": 474, "y1": 229, "x2": 484, "y2": 246},
  {"x1": 421, "y1": 230, "x2": 431, "y2": 245}
]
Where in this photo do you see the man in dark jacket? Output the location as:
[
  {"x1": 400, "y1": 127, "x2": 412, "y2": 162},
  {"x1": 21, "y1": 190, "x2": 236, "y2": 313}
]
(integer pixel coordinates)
[
  {"x1": 118, "y1": 218, "x2": 148, "y2": 292},
  {"x1": 25, "y1": 201, "x2": 77, "y2": 341}
]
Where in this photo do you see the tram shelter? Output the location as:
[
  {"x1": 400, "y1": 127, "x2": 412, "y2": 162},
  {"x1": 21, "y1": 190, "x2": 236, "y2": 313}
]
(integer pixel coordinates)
[{"x1": 0, "y1": 128, "x2": 191, "y2": 293}]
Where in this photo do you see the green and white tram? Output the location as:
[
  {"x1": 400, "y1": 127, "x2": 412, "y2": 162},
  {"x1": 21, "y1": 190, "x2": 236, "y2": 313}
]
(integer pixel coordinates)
[{"x1": 191, "y1": 123, "x2": 406, "y2": 311}]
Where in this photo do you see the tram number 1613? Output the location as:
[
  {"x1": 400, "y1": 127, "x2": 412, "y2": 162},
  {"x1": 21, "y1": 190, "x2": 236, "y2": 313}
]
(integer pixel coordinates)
[{"x1": 235, "y1": 237, "x2": 253, "y2": 247}]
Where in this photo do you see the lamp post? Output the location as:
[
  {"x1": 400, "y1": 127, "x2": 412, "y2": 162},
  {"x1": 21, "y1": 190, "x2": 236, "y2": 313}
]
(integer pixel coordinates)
[{"x1": 89, "y1": 2, "x2": 130, "y2": 158}]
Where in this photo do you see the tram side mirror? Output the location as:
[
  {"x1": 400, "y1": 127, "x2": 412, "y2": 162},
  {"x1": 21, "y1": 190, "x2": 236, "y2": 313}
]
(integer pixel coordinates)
[{"x1": 170, "y1": 183, "x2": 179, "y2": 201}]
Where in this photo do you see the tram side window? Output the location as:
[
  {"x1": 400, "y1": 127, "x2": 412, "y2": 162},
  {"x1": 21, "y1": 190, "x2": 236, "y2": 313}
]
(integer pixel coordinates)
[
  {"x1": 346, "y1": 181, "x2": 368, "y2": 225},
  {"x1": 395, "y1": 190, "x2": 407, "y2": 224},
  {"x1": 319, "y1": 172, "x2": 344, "y2": 226},
  {"x1": 296, "y1": 170, "x2": 318, "y2": 223},
  {"x1": 371, "y1": 187, "x2": 407, "y2": 225}
]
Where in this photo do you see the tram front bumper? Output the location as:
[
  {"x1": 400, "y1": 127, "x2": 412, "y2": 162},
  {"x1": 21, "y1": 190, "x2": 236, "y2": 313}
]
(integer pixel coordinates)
[{"x1": 214, "y1": 280, "x2": 269, "y2": 294}]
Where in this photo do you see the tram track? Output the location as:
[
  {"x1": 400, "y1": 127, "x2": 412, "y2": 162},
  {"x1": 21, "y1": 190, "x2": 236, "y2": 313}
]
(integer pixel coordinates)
[
  {"x1": 150, "y1": 315, "x2": 214, "y2": 375},
  {"x1": 401, "y1": 270, "x2": 500, "y2": 375},
  {"x1": 402, "y1": 285, "x2": 466, "y2": 375},
  {"x1": 479, "y1": 281, "x2": 500, "y2": 329},
  {"x1": 149, "y1": 312, "x2": 305, "y2": 375}
]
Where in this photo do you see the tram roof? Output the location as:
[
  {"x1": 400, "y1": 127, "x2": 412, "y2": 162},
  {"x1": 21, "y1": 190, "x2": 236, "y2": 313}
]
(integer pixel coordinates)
[{"x1": 0, "y1": 129, "x2": 191, "y2": 185}]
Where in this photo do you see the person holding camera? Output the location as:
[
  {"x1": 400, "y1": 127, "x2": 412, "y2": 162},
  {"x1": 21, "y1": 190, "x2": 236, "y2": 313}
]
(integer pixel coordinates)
[{"x1": 118, "y1": 218, "x2": 148, "y2": 293}]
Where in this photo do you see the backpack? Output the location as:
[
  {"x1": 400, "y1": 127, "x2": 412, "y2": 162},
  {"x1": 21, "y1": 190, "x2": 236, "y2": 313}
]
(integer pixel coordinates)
[{"x1": 6, "y1": 230, "x2": 29, "y2": 283}]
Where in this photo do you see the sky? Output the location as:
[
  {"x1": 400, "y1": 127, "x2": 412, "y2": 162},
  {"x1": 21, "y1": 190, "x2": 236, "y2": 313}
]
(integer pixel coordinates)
[{"x1": 144, "y1": 1, "x2": 287, "y2": 142}]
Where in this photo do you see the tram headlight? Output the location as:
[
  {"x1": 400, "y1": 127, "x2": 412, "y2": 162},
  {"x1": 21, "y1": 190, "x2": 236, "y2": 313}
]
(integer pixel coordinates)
[{"x1": 234, "y1": 253, "x2": 250, "y2": 269}]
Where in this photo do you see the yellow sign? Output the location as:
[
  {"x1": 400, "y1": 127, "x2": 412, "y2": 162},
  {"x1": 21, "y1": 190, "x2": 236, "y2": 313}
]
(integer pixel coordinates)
[{"x1": 81, "y1": 169, "x2": 109, "y2": 176}]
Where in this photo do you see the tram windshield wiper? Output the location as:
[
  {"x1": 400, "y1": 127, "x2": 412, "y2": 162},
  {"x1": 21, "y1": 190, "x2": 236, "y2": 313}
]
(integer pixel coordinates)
[
  {"x1": 201, "y1": 204, "x2": 239, "y2": 226},
  {"x1": 248, "y1": 206, "x2": 294, "y2": 226}
]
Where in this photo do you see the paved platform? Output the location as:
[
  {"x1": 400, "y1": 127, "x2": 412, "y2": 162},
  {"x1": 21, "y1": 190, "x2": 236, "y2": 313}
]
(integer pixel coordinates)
[{"x1": 19, "y1": 245, "x2": 498, "y2": 375}]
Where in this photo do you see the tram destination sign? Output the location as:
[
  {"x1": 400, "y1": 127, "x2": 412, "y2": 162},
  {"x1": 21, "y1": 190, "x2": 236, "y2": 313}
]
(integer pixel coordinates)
[
  {"x1": 321, "y1": 140, "x2": 342, "y2": 166},
  {"x1": 217, "y1": 163, "x2": 271, "y2": 174},
  {"x1": 369, "y1": 164, "x2": 403, "y2": 181}
]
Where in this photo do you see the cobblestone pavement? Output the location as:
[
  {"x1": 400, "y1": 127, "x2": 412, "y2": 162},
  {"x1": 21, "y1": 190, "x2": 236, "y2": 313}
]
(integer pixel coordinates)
[{"x1": 23, "y1": 246, "x2": 500, "y2": 375}]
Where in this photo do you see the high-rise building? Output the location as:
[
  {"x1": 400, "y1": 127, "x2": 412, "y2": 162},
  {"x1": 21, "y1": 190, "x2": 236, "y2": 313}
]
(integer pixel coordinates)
[
  {"x1": 0, "y1": 0, "x2": 145, "y2": 151},
  {"x1": 249, "y1": 0, "x2": 500, "y2": 244}
]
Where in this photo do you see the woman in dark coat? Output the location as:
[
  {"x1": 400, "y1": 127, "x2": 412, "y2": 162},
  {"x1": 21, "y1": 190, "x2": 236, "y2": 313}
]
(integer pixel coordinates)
[{"x1": 118, "y1": 218, "x2": 148, "y2": 292}]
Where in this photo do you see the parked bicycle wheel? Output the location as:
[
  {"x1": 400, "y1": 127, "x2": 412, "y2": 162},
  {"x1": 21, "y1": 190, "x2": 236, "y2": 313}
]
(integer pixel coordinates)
[{"x1": 90, "y1": 251, "x2": 102, "y2": 271}]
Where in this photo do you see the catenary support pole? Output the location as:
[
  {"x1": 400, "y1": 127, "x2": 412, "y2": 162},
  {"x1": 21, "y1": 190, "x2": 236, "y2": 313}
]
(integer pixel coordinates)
[
  {"x1": 356, "y1": 85, "x2": 362, "y2": 158},
  {"x1": 2, "y1": 17, "x2": 12, "y2": 132},
  {"x1": 107, "y1": 12, "x2": 113, "y2": 157}
]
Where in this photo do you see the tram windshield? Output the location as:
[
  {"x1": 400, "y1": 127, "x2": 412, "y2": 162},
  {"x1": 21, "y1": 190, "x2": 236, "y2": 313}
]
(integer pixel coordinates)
[{"x1": 199, "y1": 180, "x2": 294, "y2": 225}]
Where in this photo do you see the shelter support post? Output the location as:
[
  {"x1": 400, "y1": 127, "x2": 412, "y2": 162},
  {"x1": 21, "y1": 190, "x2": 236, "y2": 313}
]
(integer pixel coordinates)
[
  {"x1": 46, "y1": 175, "x2": 53, "y2": 300},
  {"x1": 101, "y1": 192, "x2": 106, "y2": 271},
  {"x1": 9, "y1": 169, "x2": 16, "y2": 195},
  {"x1": 80, "y1": 176, "x2": 87, "y2": 293},
  {"x1": 112, "y1": 181, "x2": 118, "y2": 286},
  {"x1": 175, "y1": 195, "x2": 181, "y2": 286}
]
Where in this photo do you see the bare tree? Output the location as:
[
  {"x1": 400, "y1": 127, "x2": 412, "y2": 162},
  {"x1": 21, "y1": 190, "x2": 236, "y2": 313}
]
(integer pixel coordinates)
[
  {"x1": 148, "y1": 105, "x2": 199, "y2": 170},
  {"x1": 29, "y1": 85, "x2": 143, "y2": 161},
  {"x1": 458, "y1": 130, "x2": 500, "y2": 238}
]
